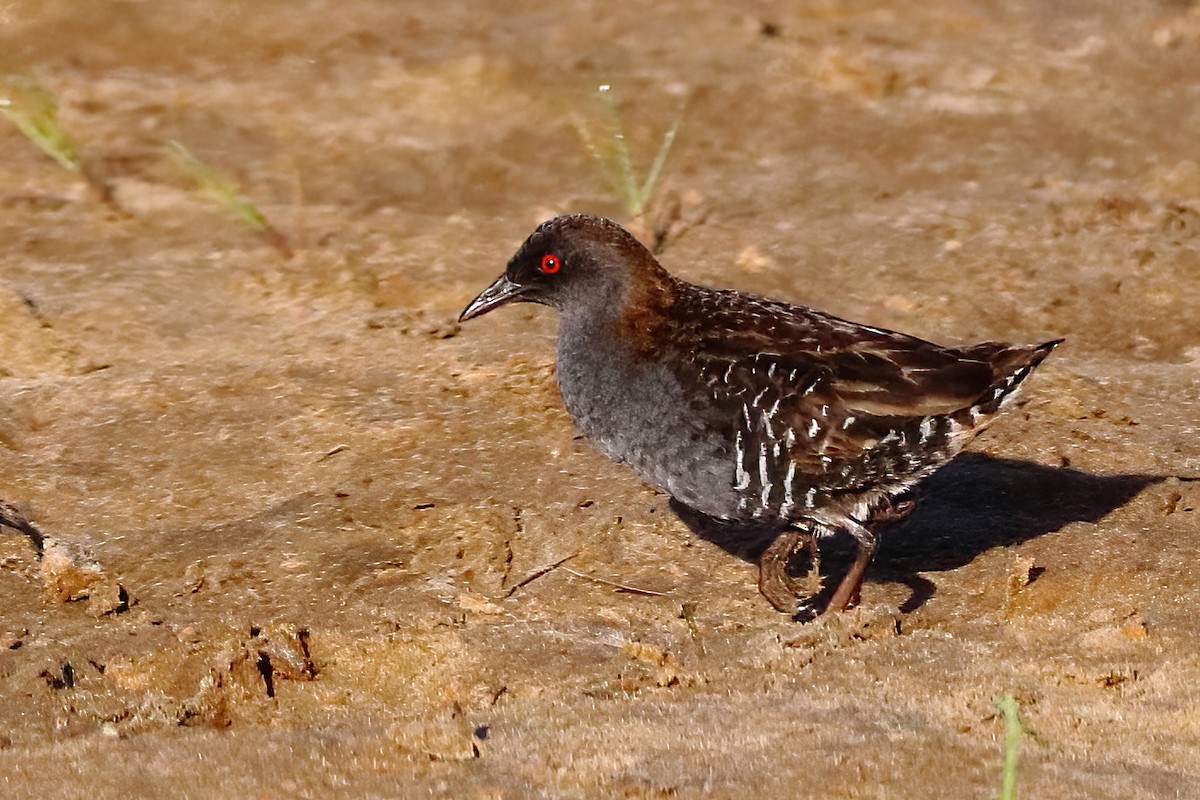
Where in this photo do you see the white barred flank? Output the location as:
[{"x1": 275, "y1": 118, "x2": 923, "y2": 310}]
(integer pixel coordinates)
[
  {"x1": 733, "y1": 429, "x2": 751, "y2": 491},
  {"x1": 779, "y1": 459, "x2": 799, "y2": 517},
  {"x1": 758, "y1": 435, "x2": 772, "y2": 509}
]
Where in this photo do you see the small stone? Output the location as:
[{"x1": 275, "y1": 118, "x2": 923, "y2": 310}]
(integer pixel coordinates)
[
  {"x1": 87, "y1": 582, "x2": 132, "y2": 617},
  {"x1": 39, "y1": 536, "x2": 105, "y2": 602}
]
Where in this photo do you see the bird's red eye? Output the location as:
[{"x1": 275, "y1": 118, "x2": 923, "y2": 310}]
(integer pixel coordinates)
[{"x1": 539, "y1": 253, "x2": 561, "y2": 274}]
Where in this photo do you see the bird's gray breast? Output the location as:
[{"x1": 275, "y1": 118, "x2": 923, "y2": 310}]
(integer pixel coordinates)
[{"x1": 555, "y1": 328, "x2": 738, "y2": 517}]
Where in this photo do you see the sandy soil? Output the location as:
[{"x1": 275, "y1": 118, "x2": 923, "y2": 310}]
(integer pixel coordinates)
[{"x1": 1, "y1": 1, "x2": 1199, "y2": 797}]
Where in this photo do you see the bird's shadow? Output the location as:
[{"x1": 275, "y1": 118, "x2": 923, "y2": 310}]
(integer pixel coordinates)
[{"x1": 671, "y1": 453, "x2": 1165, "y2": 613}]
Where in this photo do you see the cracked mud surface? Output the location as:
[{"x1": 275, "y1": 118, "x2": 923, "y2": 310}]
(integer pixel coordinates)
[{"x1": 1, "y1": 2, "x2": 1199, "y2": 797}]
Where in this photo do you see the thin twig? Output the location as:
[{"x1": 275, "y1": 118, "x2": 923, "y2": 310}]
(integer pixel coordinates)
[
  {"x1": 504, "y1": 552, "x2": 578, "y2": 598},
  {"x1": 317, "y1": 445, "x2": 347, "y2": 462},
  {"x1": 0, "y1": 500, "x2": 46, "y2": 553},
  {"x1": 562, "y1": 567, "x2": 667, "y2": 596}
]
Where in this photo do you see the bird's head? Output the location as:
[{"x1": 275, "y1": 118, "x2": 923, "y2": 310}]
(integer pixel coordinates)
[{"x1": 459, "y1": 215, "x2": 668, "y2": 323}]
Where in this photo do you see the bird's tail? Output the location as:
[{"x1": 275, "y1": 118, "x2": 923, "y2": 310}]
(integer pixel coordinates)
[{"x1": 953, "y1": 338, "x2": 1063, "y2": 427}]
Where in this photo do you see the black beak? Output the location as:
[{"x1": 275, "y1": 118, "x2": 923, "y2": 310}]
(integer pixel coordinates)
[{"x1": 459, "y1": 274, "x2": 528, "y2": 322}]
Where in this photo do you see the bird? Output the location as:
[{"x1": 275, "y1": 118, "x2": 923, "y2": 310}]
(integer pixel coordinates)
[{"x1": 459, "y1": 214, "x2": 1061, "y2": 619}]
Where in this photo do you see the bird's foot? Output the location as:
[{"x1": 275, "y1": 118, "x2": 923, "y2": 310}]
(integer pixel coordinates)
[
  {"x1": 792, "y1": 569, "x2": 864, "y2": 622},
  {"x1": 760, "y1": 514, "x2": 880, "y2": 621}
]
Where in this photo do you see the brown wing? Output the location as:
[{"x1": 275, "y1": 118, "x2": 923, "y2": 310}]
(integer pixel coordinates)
[
  {"x1": 664, "y1": 288, "x2": 1053, "y2": 517},
  {"x1": 674, "y1": 287, "x2": 1016, "y2": 417}
]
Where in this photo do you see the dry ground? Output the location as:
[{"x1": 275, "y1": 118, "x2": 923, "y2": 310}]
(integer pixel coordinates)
[{"x1": 1, "y1": 1, "x2": 1199, "y2": 797}]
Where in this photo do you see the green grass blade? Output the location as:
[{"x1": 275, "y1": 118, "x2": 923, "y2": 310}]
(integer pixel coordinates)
[
  {"x1": 0, "y1": 73, "x2": 81, "y2": 172},
  {"x1": 165, "y1": 140, "x2": 292, "y2": 257},
  {"x1": 637, "y1": 97, "x2": 686, "y2": 212},
  {"x1": 995, "y1": 693, "x2": 1023, "y2": 800},
  {"x1": 572, "y1": 112, "x2": 615, "y2": 194},
  {"x1": 165, "y1": 140, "x2": 269, "y2": 232},
  {"x1": 572, "y1": 83, "x2": 685, "y2": 218},
  {"x1": 595, "y1": 84, "x2": 640, "y2": 214}
]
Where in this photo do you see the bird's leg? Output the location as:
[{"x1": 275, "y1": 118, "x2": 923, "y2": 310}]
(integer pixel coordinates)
[
  {"x1": 758, "y1": 528, "x2": 818, "y2": 614},
  {"x1": 823, "y1": 517, "x2": 878, "y2": 615}
]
